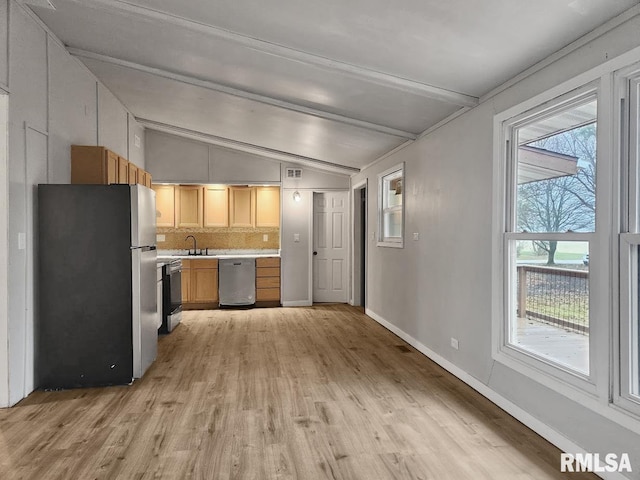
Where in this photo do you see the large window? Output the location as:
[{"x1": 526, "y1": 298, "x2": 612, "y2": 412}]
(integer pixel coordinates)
[
  {"x1": 619, "y1": 70, "x2": 640, "y2": 414},
  {"x1": 502, "y1": 90, "x2": 598, "y2": 378},
  {"x1": 377, "y1": 163, "x2": 404, "y2": 248}
]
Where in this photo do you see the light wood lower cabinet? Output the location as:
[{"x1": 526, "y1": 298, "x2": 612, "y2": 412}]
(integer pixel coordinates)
[
  {"x1": 182, "y1": 259, "x2": 218, "y2": 308},
  {"x1": 182, "y1": 257, "x2": 276, "y2": 309},
  {"x1": 192, "y1": 261, "x2": 219, "y2": 303},
  {"x1": 181, "y1": 259, "x2": 191, "y2": 304},
  {"x1": 256, "y1": 257, "x2": 280, "y2": 305}
]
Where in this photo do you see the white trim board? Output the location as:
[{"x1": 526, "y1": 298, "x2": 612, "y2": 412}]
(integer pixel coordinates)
[
  {"x1": 282, "y1": 300, "x2": 312, "y2": 307},
  {"x1": 364, "y1": 308, "x2": 629, "y2": 480}
]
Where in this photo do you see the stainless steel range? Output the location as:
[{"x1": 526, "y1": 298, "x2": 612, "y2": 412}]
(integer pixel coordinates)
[{"x1": 160, "y1": 258, "x2": 182, "y2": 333}]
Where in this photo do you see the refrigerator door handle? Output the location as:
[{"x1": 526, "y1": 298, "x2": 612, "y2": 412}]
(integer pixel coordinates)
[{"x1": 132, "y1": 245, "x2": 157, "y2": 252}]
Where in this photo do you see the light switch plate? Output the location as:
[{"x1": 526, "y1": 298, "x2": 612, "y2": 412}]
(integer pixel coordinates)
[
  {"x1": 293, "y1": 233, "x2": 300, "y2": 243},
  {"x1": 450, "y1": 338, "x2": 459, "y2": 350},
  {"x1": 413, "y1": 232, "x2": 420, "y2": 241},
  {"x1": 18, "y1": 232, "x2": 26, "y2": 250}
]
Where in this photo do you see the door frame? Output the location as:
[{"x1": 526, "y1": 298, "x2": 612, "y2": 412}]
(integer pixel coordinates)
[
  {"x1": 0, "y1": 93, "x2": 9, "y2": 407},
  {"x1": 351, "y1": 179, "x2": 367, "y2": 307},
  {"x1": 310, "y1": 189, "x2": 351, "y2": 304}
]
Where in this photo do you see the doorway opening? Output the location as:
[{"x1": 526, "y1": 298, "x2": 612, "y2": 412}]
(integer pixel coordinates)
[
  {"x1": 312, "y1": 191, "x2": 349, "y2": 303},
  {"x1": 352, "y1": 181, "x2": 367, "y2": 309}
]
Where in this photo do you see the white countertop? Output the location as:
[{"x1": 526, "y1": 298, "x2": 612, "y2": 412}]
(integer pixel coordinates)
[{"x1": 157, "y1": 249, "x2": 280, "y2": 260}]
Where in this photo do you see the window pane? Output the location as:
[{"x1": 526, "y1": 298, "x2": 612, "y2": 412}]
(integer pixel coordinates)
[
  {"x1": 384, "y1": 210, "x2": 402, "y2": 239},
  {"x1": 515, "y1": 99, "x2": 597, "y2": 233},
  {"x1": 510, "y1": 240, "x2": 590, "y2": 375},
  {"x1": 378, "y1": 165, "x2": 404, "y2": 246},
  {"x1": 633, "y1": 246, "x2": 640, "y2": 398},
  {"x1": 384, "y1": 176, "x2": 402, "y2": 209}
]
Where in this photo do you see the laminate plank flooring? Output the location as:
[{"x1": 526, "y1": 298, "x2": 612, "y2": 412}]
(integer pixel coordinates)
[{"x1": 0, "y1": 305, "x2": 596, "y2": 479}]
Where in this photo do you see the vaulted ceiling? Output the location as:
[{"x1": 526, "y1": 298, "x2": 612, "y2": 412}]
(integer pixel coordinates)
[{"x1": 29, "y1": 0, "x2": 639, "y2": 174}]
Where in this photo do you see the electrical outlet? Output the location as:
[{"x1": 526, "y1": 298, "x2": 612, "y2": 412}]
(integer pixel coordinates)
[
  {"x1": 413, "y1": 232, "x2": 419, "y2": 241},
  {"x1": 263, "y1": 234, "x2": 268, "y2": 242},
  {"x1": 18, "y1": 233, "x2": 26, "y2": 250},
  {"x1": 156, "y1": 234, "x2": 166, "y2": 242},
  {"x1": 450, "y1": 337, "x2": 459, "y2": 350}
]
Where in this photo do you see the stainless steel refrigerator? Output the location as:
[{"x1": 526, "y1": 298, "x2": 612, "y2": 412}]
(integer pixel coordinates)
[{"x1": 37, "y1": 184, "x2": 158, "y2": 388}]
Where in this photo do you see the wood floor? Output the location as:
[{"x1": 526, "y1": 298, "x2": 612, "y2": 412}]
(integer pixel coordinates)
[{"x1": 0, "y1": 305, "x2": 596, "y2": 479}]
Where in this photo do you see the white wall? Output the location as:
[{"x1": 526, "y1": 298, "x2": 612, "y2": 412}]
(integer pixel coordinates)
[
  {"x1": 97, "y1": 83, "x2": 128, "y2": 159},
  {"x1": 8, "y1": 0, "x2": 48, "y2": 406},
  {"x1": 353, "y1": 12, "x2": 640, "y2": 477},
  {"x1": 145, "y1": 129, "x2": 351, "y2": 304},
  {"x1": 145, "y1": 130, "x2": 281, "y2": 183},
  {"x1": 281, "y1": 165, "x2": 350, "y2": 306},
  {"x1": 145, "y1": 130, "x2": 209, "y2": 182},
  {"x1": 0, "y1": 0, "x2": 7, "y2": 90},
  {"x1": 127, "y1": 113, "x2": 145, "y2": 169},
  {"x1": 48, "y1": 38, "x2": 98, "y2": 184},
  {"x1": 3, "y1": 0, "x2": 135, "y2": 406}
]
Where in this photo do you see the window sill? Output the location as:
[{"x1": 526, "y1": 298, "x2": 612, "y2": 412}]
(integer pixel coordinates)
[{"x1": 377, "y1": 241, "x2": 403, "y2": 248}]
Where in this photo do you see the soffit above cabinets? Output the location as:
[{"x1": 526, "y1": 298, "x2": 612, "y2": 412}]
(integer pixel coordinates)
[{"x1": 31, "y1": 0, "x2": 639, "y2": 173}]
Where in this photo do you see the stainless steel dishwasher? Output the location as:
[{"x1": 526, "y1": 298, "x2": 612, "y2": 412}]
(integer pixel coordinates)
[{"x1": 218, "y1": 258, "x2": 256, "y2": 307}]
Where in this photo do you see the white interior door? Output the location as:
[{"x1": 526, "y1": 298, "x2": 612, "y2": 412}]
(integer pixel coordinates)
[{"x1": 313, "y1": 191, "x2": 348, "y2": 303}]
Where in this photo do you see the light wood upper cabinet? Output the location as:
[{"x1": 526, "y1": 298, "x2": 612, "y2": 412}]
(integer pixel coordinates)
[
  {"x1": 71, "y1": 145, "x2": 119, "y2": 184},
  {"x1": 138, "y1": 170, "x2": 151, "y2": 188},
  {"x1": 106, "y1": 150, "x2": 118, "y2": 184},
  {"x1": 118, "y1": 156, "x2": 129, "y2": 184},
  {"x1": 128, "y1": 163, "x2": 138, "y2": 185},
  {"x1": 152, "y1": 185, "x2": 175, "y2": 227},
  {"x1": 255, "y1": 186, "x2": 280, "y2": 227},
  {"x1": 71, "y1": 145, "x2": 154, "y2": 187},
  {"x1": 229, "y1": 186, "x2": 255, "y2": 227},
  {"x1": 175, "y1": 185, "x2": 203, "y2": 228},
  {"x1": 204, "y1": 185, "x2": 229, "y2": 227}
]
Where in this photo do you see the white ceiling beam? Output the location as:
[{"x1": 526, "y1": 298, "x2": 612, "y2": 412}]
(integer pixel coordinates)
[
  {"x1": 69, "y1": 48, "x2": 417, "y2": 140},
  {"x1": 64, "y1": 0, "x2": 478, "y2": 108},
  {"x1": 136, "y1": 118, "x2": 361, "y2": 175}
]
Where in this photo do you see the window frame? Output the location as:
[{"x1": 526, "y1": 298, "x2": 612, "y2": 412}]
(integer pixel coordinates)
[
  {"x1": 377, "y1": 162, "x2": 405, "y2": 248},
  {"x1": 616, "y1": 67, "x2": 640, "y2": 417},
  {"x1": 494, "y1": 82, "x2": 607, "y2": 395}
]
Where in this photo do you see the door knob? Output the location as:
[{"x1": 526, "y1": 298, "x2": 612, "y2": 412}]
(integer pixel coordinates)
[{"x1": 313, "y1": 251, "x2": 318, "y2": 255}]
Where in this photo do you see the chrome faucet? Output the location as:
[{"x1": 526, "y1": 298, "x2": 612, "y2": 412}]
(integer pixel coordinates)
[{"x1": 185, "y1": 235, "x2": 197, "y2": 255}]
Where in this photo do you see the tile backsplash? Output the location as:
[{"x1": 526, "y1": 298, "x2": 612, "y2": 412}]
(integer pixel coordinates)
[{"x1": 157, "y1": 227, "x2": 280, "y2": 250}]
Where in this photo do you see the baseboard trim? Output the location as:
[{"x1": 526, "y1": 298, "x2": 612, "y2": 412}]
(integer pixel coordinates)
[
  {"x1": 282, "y1": 300, "x2": 313, "y2": 307},
  {"x1": 364, "y1": 308, "x2": 627, "y2": 480}
]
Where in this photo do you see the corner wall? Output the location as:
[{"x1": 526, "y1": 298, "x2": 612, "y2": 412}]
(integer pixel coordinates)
[
  {"x1": 353, "y1": 12, "x2": 640, "y2": 478},
  {"x1": 2, "y1": 0, "x2": 140, "y2": 406}
]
